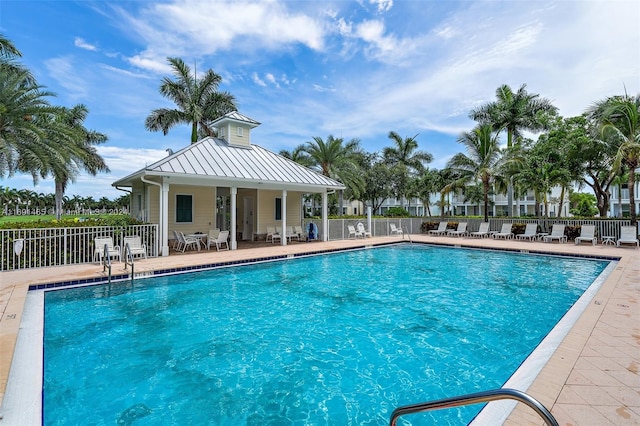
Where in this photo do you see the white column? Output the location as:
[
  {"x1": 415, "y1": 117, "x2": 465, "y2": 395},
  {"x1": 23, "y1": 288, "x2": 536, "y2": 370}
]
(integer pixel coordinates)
[
  {"x1": 322, "y1": 191, "x2": 329, "y2": 241},
  {"x1": 367, "y1": 206, "x2": 372, "y2": 236},
  {"x1": 230, "y1": 187, "x2": 237, "y2": 250},
  {"x1": 161, "y1": 180, "x2": 170, "y2": 256},
  {"x1": 281, "y1": 190, "x2": 287, "y2": 246}
]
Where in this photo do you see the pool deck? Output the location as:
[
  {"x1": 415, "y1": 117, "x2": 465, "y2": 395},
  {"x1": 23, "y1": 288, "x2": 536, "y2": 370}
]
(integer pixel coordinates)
[{"x1": 0, "y1": 234, "x2": 638, "y2": 425}]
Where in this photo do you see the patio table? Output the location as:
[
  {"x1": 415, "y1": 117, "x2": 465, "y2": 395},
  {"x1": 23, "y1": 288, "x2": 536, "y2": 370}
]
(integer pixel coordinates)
[{"x1": 187, "y1": 233, "x2": 207, "y2": 251}]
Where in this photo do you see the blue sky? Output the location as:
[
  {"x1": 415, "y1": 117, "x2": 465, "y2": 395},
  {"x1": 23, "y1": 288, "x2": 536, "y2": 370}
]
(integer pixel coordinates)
[{"x1": 1, "y1": 0, "x2": 638, "y2": 199}]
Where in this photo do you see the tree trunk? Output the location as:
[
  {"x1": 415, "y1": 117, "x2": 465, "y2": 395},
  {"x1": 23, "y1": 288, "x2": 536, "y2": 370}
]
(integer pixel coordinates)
[
  {"x1": 55, "y1": 179, "x2": 65, "y2": 220},
  {"x1": 483, "y1": 179, "x2": 490, "y2": 222},
  {"x1": 629, "y1": 168, "x2": 637, "y2": 226}
]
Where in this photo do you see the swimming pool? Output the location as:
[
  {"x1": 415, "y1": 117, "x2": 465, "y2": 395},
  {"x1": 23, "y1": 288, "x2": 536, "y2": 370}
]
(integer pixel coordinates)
[{"x1": 38, "y1": 244, "x2": 610, "y2": 424}]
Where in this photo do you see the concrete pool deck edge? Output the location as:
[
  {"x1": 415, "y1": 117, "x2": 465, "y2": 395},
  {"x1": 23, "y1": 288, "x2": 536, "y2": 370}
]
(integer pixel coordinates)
[{"x1": 0, "y1": 235, "x2": 638, "y2": 425}]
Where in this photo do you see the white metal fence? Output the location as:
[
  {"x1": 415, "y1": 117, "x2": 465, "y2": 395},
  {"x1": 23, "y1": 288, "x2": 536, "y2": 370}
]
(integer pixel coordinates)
[{"x1": 1, "y1": 224, "x2": 158, "y2": 271}]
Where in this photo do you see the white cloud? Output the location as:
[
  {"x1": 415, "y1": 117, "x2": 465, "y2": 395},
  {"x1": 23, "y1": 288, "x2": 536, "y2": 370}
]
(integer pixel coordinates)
[
  {"x1": 370, "y1": 0, "x2": 393, "y2": 13},
  {"x1": 74, "y1": 37, "x2": 98, "y2": 51},
  {"x1": 252, "y1": 72, "x2": 266, "y2": 87},
  {"x1": 44, "y1": 57, "x2": 88, "y2": 100}
]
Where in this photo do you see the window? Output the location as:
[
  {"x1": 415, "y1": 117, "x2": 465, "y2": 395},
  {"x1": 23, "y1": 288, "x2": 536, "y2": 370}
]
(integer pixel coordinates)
[
  {"x1": 176, "y1": 194, "x2": 193, "y2": 223},
  {"x1": 219, "y1": 127, "x2": 226, "y2": 139},
  {"x1": 275, "y1": 197, "x2": 282, "y2": 220},
  {"x1": 237, "y1": 126, "x2": 244, "y2": 137}
]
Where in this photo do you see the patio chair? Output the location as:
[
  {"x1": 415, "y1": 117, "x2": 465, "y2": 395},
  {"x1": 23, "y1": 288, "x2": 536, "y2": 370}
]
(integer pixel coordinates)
[
  {"x1": 575, "y1": 225, "x2": 597, "y2": 246},
  {"x1": 348, "y1": 225, "x2": 363, "y2": 239},
  {"x1": 617, "y1": 226, "x2": 639, "y2": 248},
  {"x1": 389, "y1": 223, "x2": 403, "y2": 236},
  {"x1": 93, "y1": 236, "x2": 121, "y2": 263},
  {"x1": 447, "y1": 222, "x2": 468, "y2": 237},
  {"x1": 123, "y1": 236, "x2": 147, "y2": 259},
  {"x1": 543, "y1": 224, "x2": 567, "y2": 243},
  {"x1": 172, "y1": 230, "x2": 182, "y2": 251},
  {"x1": 469, "y1": 222, "x2": 491, "y2": 238},
  {"x1": 205, "y1": 229, "x2": 221, "y2": 250},
  {"x1": 492, "y1": 223, "x2": 514, "y2": 239},
  {"x1": 357, "y1": 222, "x2": 372, "y2": 238},
  {"x1": 516, "y1": 223, "x2": 539, "y2": 241},
  {"x1": 266, "y1": 226, "x2": 281, "y2": 243},
  {"x1": 294, "y1": 225, "x2": 305, "y2": 240},
  {"x1": 428, "y1": 221, "x2": 448, "y2": 236},
  {"x1": 178, "y1": 232, "x2": 200, "y2": 252},
  {"x1": 286, "y1": 226, "x2": 300, "y2": 241},
  {"x1": 209, "y1": 230, "x2": 230, "y2": 251}
]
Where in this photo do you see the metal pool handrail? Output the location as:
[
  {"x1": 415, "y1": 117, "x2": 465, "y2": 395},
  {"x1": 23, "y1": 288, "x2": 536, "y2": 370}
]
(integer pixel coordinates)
[
  {"x1": 123, "y1": 242, "x2": 135, "y2": 282},
  {"x1": 102, "y1": 243, "x2": 112, "y2": 285},
  {"x1": 389, "y1": 388, "x2": 559, "y2": 426}
]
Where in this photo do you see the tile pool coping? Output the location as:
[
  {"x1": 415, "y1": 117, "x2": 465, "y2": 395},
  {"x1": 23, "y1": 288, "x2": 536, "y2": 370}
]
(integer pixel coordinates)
[{"x1": 1, "y1": 235, "x2": 638, "y2": 425}]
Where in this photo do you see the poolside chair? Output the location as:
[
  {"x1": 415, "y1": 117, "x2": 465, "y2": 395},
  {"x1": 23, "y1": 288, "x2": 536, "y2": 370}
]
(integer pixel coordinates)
[
  {"x1": 389, "y1": 223, "x2": 403, "y2": 236},
  {"x1": 178, "y1": 232, "x2": 200, "y2": 252},
  {"x1": 209, "y1": 230, "x2": 230, "y2": 251},
  {"x1": 205, "y1": 228, "x2": 221, "y2": 250},
  {"x1": 428, "y1": 221, "x2": 448, "y2": 236},
  {"x1": 172, "y1": 230, "x2": 182, "y2": 251},
  {"x1": 123, "y1": 236, "x2": 147, "y2": 259},
  {"x1": 575, "y1": 225, "x2": 597, "y2": 246},
  {"x1": 266, "y1": 226, "x2": 281, "y2": 243},
  {"x1": 357, "y1": 222, "x2": 372, "y2": 238},
  {"x1": 294, "y1": 225, "x2": 305, "y2": 240},
  {"x1": 516, "y1": 223, "x2": 539, "y2": 241},
  {"x1": 447, "y1": 222, "x2": 468, "y2": 237},
  {"x1": 617, "y1": 226, "x2": 639, "y2": 248},
  {"x1": 543, "y1": 224, "x2": 567, "y2": 243},
  {"x1": 286, "y1": 226, "x2": 300, "y2": 241},
  {"x1": 93, "y1": 236, "x2": 121, "y2": 263},
  {"x1": 492, "y1": 223, "x2": 514, "y2": 239},
  {"x1": 348, "y1": 225, "x2": 363, "y2": 239},
  {"x1": 469, "y1": 222, "x2": 491, "y2": 238}
]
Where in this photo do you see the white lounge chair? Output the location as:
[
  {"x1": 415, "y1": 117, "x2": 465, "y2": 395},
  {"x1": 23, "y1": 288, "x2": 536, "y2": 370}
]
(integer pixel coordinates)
[
  {"x1": 93, "y1": 236, "x2": 121, "y2": 263},
  {"x1": 348, "y1": 225, "x2": 363, "y2": 239},
  {"x1": 428, "y1": 221, "x2": 448, "y2": 236},
  {"x1": 389, "y1": 223, "x2": 403, "y2": 236},
  {"x1": 575, "y1": 225, "x2": 597, "y2": 246},
  {"x1": 543, "y1": 224, "x2": 567, "y2": 243},
  {"x1": 469, "y1": 222, "x2": 491, "y2": 238},
  {"x1": 447, "y1": 222, "x2": 468, "y2": 237},
  {"x1": 123, "y1": 236, "x2": 147, "y2": 259},
  {"x1": 357, "y1": 222, "x2": 372, "y2": 238},
  {"x1": 516, "y1": 223, "x2": 539, "y2": 241},
  {"x1": 617, "y1": 226, "x2": 639, "y2": 248},
  {"x1": 266, "y1": 226, "x2": 281, "y2": 243},
  {"x1": 209, "y1": 230, "x2": 230, "y2": 251},
  {"x1": 286, "y1": 226, "x2": 299, "y2": 241},
  {"x1": 294, "y1": 225, "x2": 305, "y2": 240},
  {"x1": 492, "y1": 223, "x2": 513, "y2": 239}
]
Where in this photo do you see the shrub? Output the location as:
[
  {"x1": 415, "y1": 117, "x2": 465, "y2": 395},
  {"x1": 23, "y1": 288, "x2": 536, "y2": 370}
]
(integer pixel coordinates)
[{"x1": 384, "y1": 207, "x2": 410, "y2": 217}]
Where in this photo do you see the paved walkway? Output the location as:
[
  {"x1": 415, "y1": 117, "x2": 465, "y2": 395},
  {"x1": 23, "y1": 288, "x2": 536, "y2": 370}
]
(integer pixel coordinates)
[{"x1": 0, "y1": 235, "x2": 638, "y2": 425}]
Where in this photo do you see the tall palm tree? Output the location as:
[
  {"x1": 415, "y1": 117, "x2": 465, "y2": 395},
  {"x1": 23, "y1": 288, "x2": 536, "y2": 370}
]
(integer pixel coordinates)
[
  {"x1": 588, "y1": 93, "x2": 640, "y2": 225},
  {"x1": 447, "y1": 124, "x2": 502, "y2": 221},
  {"x1": 0, "y1": 33, "x2": 34, "y2": 83},
  {"x1": 383, "y1": 131, "x2": 433, "y2": 210},
  {"x1": 470, "y1": 84, "x2": 557, "y2": 216},
  {"x1": 279, "y1": 144, "x2": 313, "y2": 168},
  {"x1": 303, "y1": 135, "x2": 364, "y2": 214},
  {"x1": 145, "y1": 57, "x2": 237, "y2": 143}
]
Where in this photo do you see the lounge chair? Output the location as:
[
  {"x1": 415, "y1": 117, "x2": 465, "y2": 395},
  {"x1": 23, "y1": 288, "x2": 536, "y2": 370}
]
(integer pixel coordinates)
[
  {"x1": 516, "y1": 223, "x2": 539, "y2": 241},
  {"x1": 357, "y1": 222, "x2": 372, "y2": 238},
  {"x1": 286, "y1": 226, "x2": 300, "y2": 241},
  {"x1": 447, "y1": 222, "x2": 468, "y2": 237},
  {"x1": 617, "y1": 226, "x2": 639, "y2": 248},
  {"x1": 294, "y1": 225, "x2": 305, "y2": 240},
  {"x1": 575, "y1": 225, "x2": 597, "y2": 246},
  {"x1": 492, "y1": 223, "x2": 513, "y2": 239},
  {"x1": 389, "y1": 223, "x2": 403, "y2": 236},
  {"x1": 266, "y1": 226, "x2": 281, "y2": 243},
  {"x1": 348, "y1": 225, "x2": 363, "y2": 239},
  {"x1": 543, "y1": 224, "x2": 567, "y2": 243},
  {"x1": 428, "y1": 221, "x2": 448, "y2": 236},
  {"x1": 209, "y1": 230, "x2": 230, "y2": 251},
  {"x1": 123, "y1": 236, "x2": 147, "y2": 259},
  {"x1": 178, "y1": 232, "x2": 200, "y2": 252},
  {"x1": 93, "y1": 236, "x2": 121, "y2": 263},
  {"x1": 469, "y1": 222, "x2": 491, "y2": 238}
]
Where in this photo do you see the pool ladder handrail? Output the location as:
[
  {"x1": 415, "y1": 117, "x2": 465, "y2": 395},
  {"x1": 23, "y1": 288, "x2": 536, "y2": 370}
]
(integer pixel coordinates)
[
  {"x1": 401, "y1": 226, "x2": 412, "y2": 243},
  {"x1": 102, "y1": 243, "x2": 112, "y2": 285},
  {"x1": 123, "y1": 242, "x2": 135, "y2": 282},
  {"x1": 389, "y1": 388, "x2": 559, "y2": 426}
]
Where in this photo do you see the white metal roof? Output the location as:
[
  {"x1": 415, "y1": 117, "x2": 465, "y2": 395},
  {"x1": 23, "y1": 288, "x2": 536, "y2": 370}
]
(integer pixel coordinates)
[{"x1": 112, "y1": 137, "x2": 345, "y2": 192}]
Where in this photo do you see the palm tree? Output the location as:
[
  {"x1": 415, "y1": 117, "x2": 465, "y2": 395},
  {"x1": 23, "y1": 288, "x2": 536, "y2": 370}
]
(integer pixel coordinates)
[
  {"x1": 145, "y1": 57, "x2": 237, "y2": 144},
  {"x1": 588, "y1": 93, "x2": 640, "y2": 225},
  {"x1": 470, "y1": 84, "x2": 557, "y2": 216},
  {"x1": 383, "y1": 131, "x2": 433, "y2": 210},
  {"x1": 0, "y1": 33, "x2": 34, "y2": 83},
  {"x1": 279, "y1": 144, "x2": 313, "y2": 168},
  {"x1": 303, "y1": 135, "x2": 364, "y2": 214},
  {"x1": 416, "y1": 168, "x2": 440, "y2": 217},
  {"x1": 447, "y1": 124, "x2": 502, "y2": 221}
]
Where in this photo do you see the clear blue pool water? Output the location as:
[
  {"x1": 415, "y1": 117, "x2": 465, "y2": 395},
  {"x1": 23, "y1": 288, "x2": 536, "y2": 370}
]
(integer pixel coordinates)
[{"x1": 43, "y1": 244, "x2": 609, "y2": 425}]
